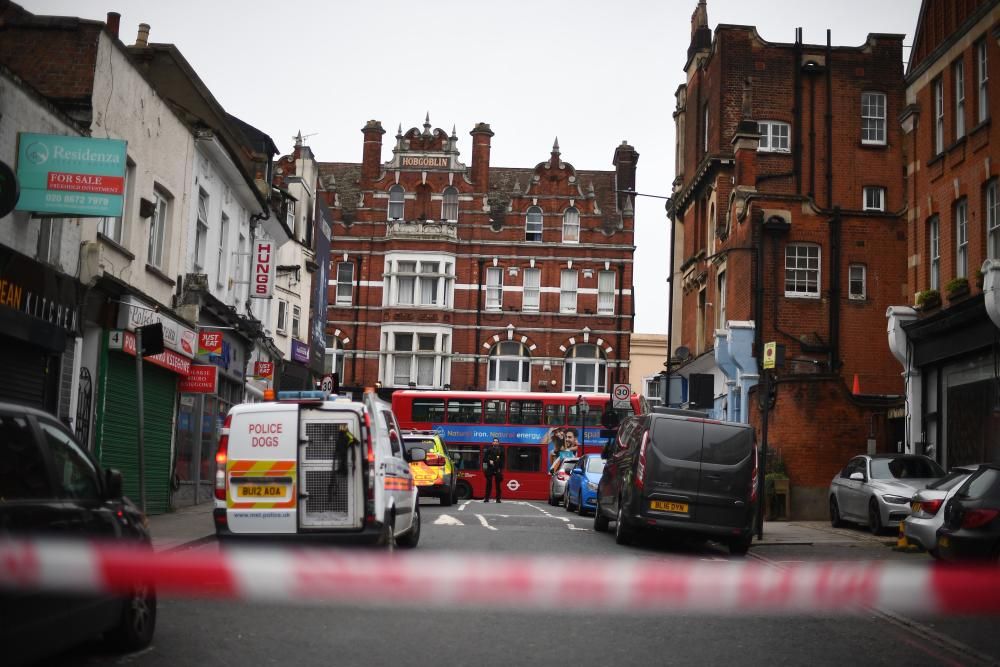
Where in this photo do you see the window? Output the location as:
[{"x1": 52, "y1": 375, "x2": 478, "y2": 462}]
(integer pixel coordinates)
[
  {"x1": 487, "y1": 342, "x2": 531, "y2": 392},
  {"x1": 560, "y1": 269, "x2": 578, "y2": 313},
  {"x1": 412, "y1": 399, "x2": 445, "y2": 422},
  {"x1": 597, "y1": 270, "x2": 615, "y2": 315},
  {"x1": 526, "y1": 206, "x2": 543, "y2": 242},
  {"x1": 544, "y1": 404, "x2": 565, "y2": 425},
  {"x1": 562, "y1": 207, "x2": 580, "y2": 243},
  {"x1": 485, "y1": 399, "x2": 507, "y2": 424},
  {"x1": 849, "y1": 264, "x2": 867, "y2": 300},
  {"x1": 486, "y1": 267, "x2": 503, "y2": 311},
  {"x1": 388, "y1": 257, "x2": 453, "y2": 307},
  {"x1": 978, "y1": 40, "x2": 989, "y2": 124},
  {"x1": 446, "y1": 399, "x2": 483, "y2": 424},
  {"x1": 506, "y1": 446, "x2": 541, "y2": 473},
  {"x1": 929, "y1": 216, "x2": 940, "y2": 290},
  {"x1": 148, "y1": 188, "x2": 170, "y2": 268},
  {"x1": 336, "y1": 262, "x2": 354, "y2": 306},
  {"x1": 757, "y1": 121, "x2": 790, "y2": 152},
  {"x1": 934, "y1": 78, "x2": 945, "y2": 155},
  {"x1": 784, "y1": 243, "x2": 820, "y2": 297},
  {"x1": 237, "y1": 229, "x2": 248, "y2": 305},
  {"x1": 277, "y1": 299, "x2": 288, "y2": 333},
  {"x1": 0, "y1": 414, "x2": 51, "y2": 499},
  {"x1": 420, "y1": 262, "x2": 439, "y2": 304},
  {"x1": 955, "y1": 199, "x2": 968, "y2": 278},
  {"x1": 954, "y1": 59, "x2": 966, "y2": 139},
  {"x1": 194, "y1": 189, "x2": 209, "y2": 272},
  {"x1": 861, "y1": 92, "x2": 887, "y2": 145},
  {"x1": 217, "y1": 213, "x2": 229, "y2": 287},
  {"x1": 863, "y1": 186, "x2": 886, "y2": 211},
  {"x1": 397, "y1": 260, "x2": 416, "y2": 305},
  {"x1": 441, "y1": 186, "x2": 459, "y2": 221},
  {"x1": 383, "y1": 329, "x2": 450, "y2": 388},
  {"x1": 563, "y1": 344, "x2": 607, "y2": 394},
  {"x1": 38, "y1": 421, "x2": 99, "y2": 500},
  {"x1": 716, "y1": 270, "x2": 727, "y2": 329},
  {"x1": 703, "y1": 103, "x2": 709, "y2": 153},
  {"x1": 99, "y1": 159, "x2": 134, "y2": 244},
  {"x1": 522, "y1": 268, "x2": 540, "y2": 312},
  {"x1": 37, "y1": 218, "x2": 63, "y2": 267},
  {"x1": 645, "y1": 377, "x2": 663, "y2": 407},
  {"x1": 324, "y1": 335, "x2": 345, "y2": 379},
  {"x1": 388, "y1": 185, "x2": 405, "y2": 220},
  {"x1": 292, "y1": 305, "x2": 301, "y2": 339},
  {"x1": 509, "y1": 400, "x2": 543, "y2": 425},
  {"x1": 988, "y1": 181, "x2": 1000, "y2": 260}
]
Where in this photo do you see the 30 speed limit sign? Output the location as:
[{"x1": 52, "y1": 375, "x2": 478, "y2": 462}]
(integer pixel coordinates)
[{"x1": 612, "y1": 383, "x2": 631, "y2": 409}]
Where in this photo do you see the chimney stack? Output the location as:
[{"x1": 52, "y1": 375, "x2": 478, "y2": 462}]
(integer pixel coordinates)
[
  {"x1": 612, "y1": 140, "x2": 639, "y2": 212},
  {"x1": 360, "y1": 120, "x2": 385, "y2": 182},
  {"x1": 470, "y1": 122, "x2": 494, "y2": 188},
  {"x1": 135, "y1": 23, "x2": 150, "y2": 48},
  {"x1": 106, "y1": 12, "x2": 121, "y2": 39}
]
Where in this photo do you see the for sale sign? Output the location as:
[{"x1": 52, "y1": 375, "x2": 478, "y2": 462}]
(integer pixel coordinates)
[
  {"x1": 179, "y1": 364, "x2": 218, "y2": 394},
  {"x1": 251, "y1": 240, "x2": 275, "y2": 299}
]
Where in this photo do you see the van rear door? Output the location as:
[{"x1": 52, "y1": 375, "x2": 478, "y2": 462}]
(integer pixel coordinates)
[
  {"x1": 697, "y1": 422, "x2": 755, "y2": 529},
  {"x1": 645, "y1": 417, "x2": 703, "y2": 520},
  {"x1": 298, "y1": 407, "x2": 363, "y2": 530}
]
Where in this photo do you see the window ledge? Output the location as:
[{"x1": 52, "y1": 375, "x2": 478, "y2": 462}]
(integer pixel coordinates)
[
  {"x1": 145, "y1": 263, "x2": 175, "y2": 286},
  {"x1": 97, "y1": 233, "x2": 135, "y2": 261},
  {"x1": 859, "y1": 141, "x2": 888, "y2": 150},
  {"x1": 970, "y1": 118, "x2": 991, "y2": 136},
  {"x1": 927, "y1": 152, "x2": 945, "y2": 167},
  {"x1": 783, "y1": 293, "x2": 821, "y2": 300},
  {"x1": 946, "y1": 136, "x2": 967, "y2": 154}
]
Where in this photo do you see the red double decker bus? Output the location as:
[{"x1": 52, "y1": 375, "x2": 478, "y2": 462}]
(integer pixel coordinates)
[{"x1": 390, "y1": 390, "x2": 646, "y2": 501}]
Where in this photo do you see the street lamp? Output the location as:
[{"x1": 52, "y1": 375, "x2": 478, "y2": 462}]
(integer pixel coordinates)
[{"x1": 577, "y1": 395, "x2": 589, "y2": 454}]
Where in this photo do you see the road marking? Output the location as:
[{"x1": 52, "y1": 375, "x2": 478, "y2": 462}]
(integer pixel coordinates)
[
  {"x1": 475, "y1": 514, "x2": 497, "y2": 531},
  {"x1": 458, "y1": 501, "x2": 470, "y2": 512},
  {"x1": 567, "y1": 525, "x2": 590, "y2": 531},
  {"x1": 433, "y1": 515, "x2": 464, "y2": 526}
]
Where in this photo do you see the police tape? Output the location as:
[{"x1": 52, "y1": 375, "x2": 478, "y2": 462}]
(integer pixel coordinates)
[{"x1": 1, "y1": 537, "x2": 998, "y2": 615}]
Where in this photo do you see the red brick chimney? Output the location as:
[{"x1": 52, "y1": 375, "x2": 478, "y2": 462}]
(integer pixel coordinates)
[
  {"x1": 470, "y1": 122, "x2": 494, "y2": 188},
  {"x1": 106, "y1": 12, "x2": 121, "y2": 39},
  {"x1": 613, "y1": 140, "x2": 639, "y2": 212},
  {"x1": 731, "y1": 77, "x2": 759, "y2": 187},
  {"x1": 360, "y1": 120, "x2": 385, "y2": 183}
]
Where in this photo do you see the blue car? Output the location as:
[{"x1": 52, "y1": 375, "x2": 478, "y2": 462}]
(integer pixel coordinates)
[{"x1": 565, "y1": 454, "x2": 606, "y2": 515}]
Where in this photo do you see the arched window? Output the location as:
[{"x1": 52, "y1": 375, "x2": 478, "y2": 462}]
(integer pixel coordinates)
[
  {"x1": 388, "y1": 185, "x2": 405, "y2": 220},
  {"x1": 526, "y1": 206, "x2": 543, "y2": 242},
  {"x1": 562, "y1": 207, "x2": 580, "y2": 243},
  {"x1": 442, "y1": 186, "x2": 459, "y2": 221},
  {"x1": 488, "y1": 342, "x2": 531, "y2": 391},
  {"x1": 563, "y1": 344, "x2": 607, "y2": 394}
]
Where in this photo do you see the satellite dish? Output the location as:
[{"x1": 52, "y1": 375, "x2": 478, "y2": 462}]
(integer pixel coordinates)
[{"x1": 674, "y1": 346, "x2": 691, "y2": 362}]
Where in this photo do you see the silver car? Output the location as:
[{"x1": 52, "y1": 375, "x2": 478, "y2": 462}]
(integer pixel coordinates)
[
  {"x1": 548, "y1": 458, "x2": 579, "y2": 506},
  {"x1": 829, "y1": 454, "x2": 945, "y2": 534},
  {"x1": 903, "y1": 465, "x2": 979, "y2": 554}
]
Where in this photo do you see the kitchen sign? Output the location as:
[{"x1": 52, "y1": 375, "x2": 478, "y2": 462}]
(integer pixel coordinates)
[
  {"x1": 252, "y1": 240, "x2": 275, "y2": 299},
  {"x1": 15, "y1": 133, "x2": 127, "y2": 217}
]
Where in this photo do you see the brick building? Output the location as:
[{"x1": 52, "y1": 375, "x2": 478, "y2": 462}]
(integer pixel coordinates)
[
  {"x1": 669, "y1": 1, "x2": 909, "y2": 517},
  {"x1": 317, "y1": 116, "x2": 636, "y2": 394},
  {"x1": 887, "y1": 0, "x2": 1000, "y2": 470}
]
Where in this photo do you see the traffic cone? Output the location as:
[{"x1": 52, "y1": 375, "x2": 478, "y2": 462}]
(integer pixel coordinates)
[
  {"x1": 893, "y1": 521, "x2": 920, "y2": 552},
  {"x1": 852, "y1": 374, "x2": 861, "y2": 395}
]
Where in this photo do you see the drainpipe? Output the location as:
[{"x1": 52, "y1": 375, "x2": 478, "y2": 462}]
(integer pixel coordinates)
[
  {"x1": 829, "y1": 207, "x2": 842, "y2": 373},
  {"x1": 664, "y1": 199, "x2": 677, "y2": 406},
  {"x1": 350, "y1": 256, "x2": 362, "y2": 382},
  {"x1": 473, "y1": 258, "x2": 484, "y2": 388},
  {"x1": 826, "y1": 30, "x2": 833, "y2": 210},
  {"x1": 615, "y1": 262, "x2": 626, "y2": 385},
  {"x1": 794, "y1": 27, "x2": 803, "y2": 194}
]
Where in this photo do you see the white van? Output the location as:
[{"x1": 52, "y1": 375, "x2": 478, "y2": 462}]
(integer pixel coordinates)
[{"x1": 213, "y1": 390, "x2": 423, "y2": 547}]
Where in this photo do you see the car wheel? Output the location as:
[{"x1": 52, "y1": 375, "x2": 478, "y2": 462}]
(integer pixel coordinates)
[
  {"x1": 829, "y1": 496, "x2": 844, "y2": 528},
  {"x1": 397, "y1": 505, "x2": 420, "y2": 549},
  {"x1": 104, "y1": 584, "x2": 157, "y2": 652},
  {"x1": 565, "y1": 490, "x2": 576, "y2": 512},
  {"x1": 594, "y1": 498, "x2": 610, "y2": 532},
  {"x1": 868, "y1": 499, "x2": 884, "y2": 536},
  {"x1": 548, "y1": 490, "x2": 557, "y2": 506},
  {"x1": 440, "y1": 488, "x2": 453, "y2": 506},
  {"x1": 455, "y1": 481, "x2": 472, "y2": 501},
  {"x1": 578, "y1": 495, "x2": 588, "y2": 516},
  {"x1": 615, "y1": 501, "x2": 633, "y2": 545}
]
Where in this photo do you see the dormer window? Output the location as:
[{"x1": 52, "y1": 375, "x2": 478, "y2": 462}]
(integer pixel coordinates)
[
  {"x1": 442, "y1": 186, "x2": 459, "y2": 222},
  {"x1": 526, "y1": 206, "x2": 543, "y2": 242},
  {"x1": 758, "y1": 121, "x2": 790, "y2": 152},
  {"x1": 388, "y1": 185, "x2": 405, "y2": 221},
  {"x1": 562, "y1": 207, "x2": 580, "y2": 243}
]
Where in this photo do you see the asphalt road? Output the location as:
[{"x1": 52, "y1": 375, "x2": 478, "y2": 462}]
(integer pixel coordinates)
[{"x1": 39, "y1": 499, "x2": 1000, "y2": 667}]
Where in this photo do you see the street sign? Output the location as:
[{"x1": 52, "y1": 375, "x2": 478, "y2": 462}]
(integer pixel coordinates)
[
  {"x1": 320, "y1": 374, "x2": 334, "y2": 393},
  {"x1": 612, "y1": 383, "x2": 631, "y2": 409},
  {"x1": 763, "y1": 342, "x2": 776, "y2": 370},
  {"x1": 108, "y1": 329, "x2": 125, "y2": 350}
]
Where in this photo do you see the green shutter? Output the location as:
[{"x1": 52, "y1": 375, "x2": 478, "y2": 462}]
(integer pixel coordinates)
[{"x1": 99, "y1": 351, "x2": 176, "y2": 515}]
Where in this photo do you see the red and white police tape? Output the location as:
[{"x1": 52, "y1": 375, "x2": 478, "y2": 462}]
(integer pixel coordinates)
[{"x1": 1, "y1": 537, "x2": 998, "y2": 614}]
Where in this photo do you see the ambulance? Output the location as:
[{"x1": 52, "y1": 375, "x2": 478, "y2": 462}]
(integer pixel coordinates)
[{"x1": 213, "y1": 389, "x2": 423, "y2": 547}]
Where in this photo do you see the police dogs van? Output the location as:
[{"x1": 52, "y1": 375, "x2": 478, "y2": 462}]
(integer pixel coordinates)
[{"x1": 213, "y1": 389, "x2": 423, "y2": 547}]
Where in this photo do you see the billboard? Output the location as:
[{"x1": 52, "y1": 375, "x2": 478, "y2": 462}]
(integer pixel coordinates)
[{"x1": 15, "y1": 133, "x2": 127, "y2": 217}]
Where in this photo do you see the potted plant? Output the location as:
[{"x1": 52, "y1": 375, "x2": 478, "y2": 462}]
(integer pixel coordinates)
[
  {"x1": 915, "y1": 288, "x2": 941, "y2": 310},
  {"x1": 945, "y1": 276, "x2": 969, "y2": 301},
  {"x1": 764, "y1": 451, "x2": 790, "y2": 520}
]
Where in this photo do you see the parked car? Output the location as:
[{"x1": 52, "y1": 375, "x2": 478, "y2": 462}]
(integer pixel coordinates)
[
  {"x1": 402, "y1": 430, "x2": 457, "y2": 505},
  {"x1": 829, "y1": 454, "x2": 944, "y2": 535},
  {"x1": 548, "y1": 458, "x2": 578, "y2": 506},
  {"x1": 903, "y1": 465, "x2": 979, "y2": 555},
  {"x1": 936, "y1": 463, "x2": 1000, "y2": 562},
  {"x1": 595, "y1": 412, "x2": 758, "y2": 555},
  {"x1": 0, "y1": 402, "x2": 156, "y2": 665},
  {"x1": 565, "y1": 454, "x2": 605, "y2": 515}
]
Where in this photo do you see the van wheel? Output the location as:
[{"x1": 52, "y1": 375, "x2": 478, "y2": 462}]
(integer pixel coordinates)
[
  {"x1": 829, "y1": 496, "x2": 844, "y2": 528},
  {"x1": 729, "y1": 534, "x2": 752, "y2": 557},
  {"x1": 615, "y1": 502, "x2": 633, "y2": 545},
  {"x1": 455, "y1": 481, "x2": 472, "y2": 501},
  {"x1": 440, "y1": 489, "x2": 453, "y2": 506},
  {"x1": 104, "y1": 585, "x2": 157, "y2": 652},
  {"x1": 397, "y1": 505, "x2": 420, "y2": 549},
  {"x1": 377, "y1": 513, "x2": 396, "y2": 550},
  {"x1": 594, "y1": 498, "x2": 610, "y2": 532}
]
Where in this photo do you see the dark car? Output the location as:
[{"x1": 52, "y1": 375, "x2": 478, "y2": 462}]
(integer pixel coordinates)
[
  {"x1": 0, "y1": 402, "x2": 156, "y2": 665},
  {"x1": 595, "y1": 411, "x2": 758, "y2": 555},
  {"x1": 936, "y1": 463, "x2": 1000, "y2": 562}
]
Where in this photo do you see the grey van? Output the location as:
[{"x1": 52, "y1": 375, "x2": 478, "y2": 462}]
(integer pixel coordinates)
[{"x1": 594, "y1": 411, "x2": 759, "y2": 555}]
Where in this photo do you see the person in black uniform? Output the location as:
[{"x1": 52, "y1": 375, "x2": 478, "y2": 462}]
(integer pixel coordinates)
[{"x1": 482, "y1": 437, "x2": 505, "y2": 503}]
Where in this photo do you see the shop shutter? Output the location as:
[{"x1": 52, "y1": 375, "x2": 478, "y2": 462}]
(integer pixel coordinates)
[
  {"x1": 100, "y1": 351, "x2": 177, "y2": 515},
  {"x1": 0, "y1": 337, "x2": 51, "y2": 410}
]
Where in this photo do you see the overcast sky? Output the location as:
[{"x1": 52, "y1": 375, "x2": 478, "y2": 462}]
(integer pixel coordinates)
[{"x1": 23, "y1": 0, "x2": 922, "y2": 334}]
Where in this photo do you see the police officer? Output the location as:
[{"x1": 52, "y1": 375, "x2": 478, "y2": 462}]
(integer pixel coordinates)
[{"x1": 482, "y1": 437, "x2": 505, "y2": 503}]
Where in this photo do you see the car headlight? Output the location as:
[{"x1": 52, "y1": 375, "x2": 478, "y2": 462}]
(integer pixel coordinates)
[
  {"x1": 882, "y1": 494, "x2": 909, "y2": 504},
  {"x1": 587, "y1": 482, "x2": 598, "y2": 491}
]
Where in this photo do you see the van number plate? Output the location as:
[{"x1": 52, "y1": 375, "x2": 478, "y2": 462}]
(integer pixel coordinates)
[
  {"x1": 237, "y1": 485, "x2": 284, "y2": 498},
  {"x1": 650, "y1": 500, "x2": 688, "y2": 513}
]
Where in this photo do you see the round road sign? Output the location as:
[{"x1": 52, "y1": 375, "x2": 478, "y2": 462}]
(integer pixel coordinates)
[{"x1": 612, "y1": 384, "x2": 630, "y2": 401}]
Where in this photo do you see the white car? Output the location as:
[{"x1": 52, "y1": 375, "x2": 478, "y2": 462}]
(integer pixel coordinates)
[
  {"x1": 829, "y1": 454, "x2": 944, "y2": 534},
  {"x1": 903, "y1": 465, "x2": 979, "y2": 554}
]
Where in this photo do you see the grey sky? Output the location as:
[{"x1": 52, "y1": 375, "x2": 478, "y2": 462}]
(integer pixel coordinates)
[{"x1": 22, "y1": 0, "x2": 922, "y2": 334}]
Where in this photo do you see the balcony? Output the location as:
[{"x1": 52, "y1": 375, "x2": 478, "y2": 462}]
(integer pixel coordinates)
[{"x1": 385, "y1": 219, "x2": 458, "y2": 241}]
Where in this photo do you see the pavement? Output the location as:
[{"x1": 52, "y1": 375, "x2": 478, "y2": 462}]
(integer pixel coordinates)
[{"x1": 146, "y1": 502, "x2": 897, "y2": 552}]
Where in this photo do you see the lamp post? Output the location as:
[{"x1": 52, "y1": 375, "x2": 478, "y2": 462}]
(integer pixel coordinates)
[{"x1": 577, "y1": 395, "x2": 589, "y2": 454}]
